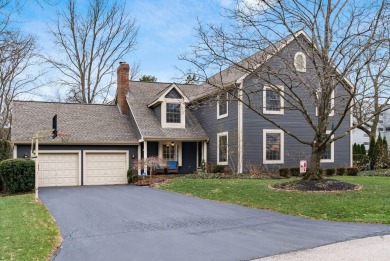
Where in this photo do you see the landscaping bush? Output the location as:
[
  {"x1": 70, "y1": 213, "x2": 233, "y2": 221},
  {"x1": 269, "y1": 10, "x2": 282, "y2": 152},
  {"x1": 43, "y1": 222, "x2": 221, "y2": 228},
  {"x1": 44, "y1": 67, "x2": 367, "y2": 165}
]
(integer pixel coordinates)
[
  {"x1": 279, "y1": 168, "x2": 290, "y2": 178},
  {"x1": 0, "y1": 140, "x2": 13, "y2": 191},
  {"x1": 212, "y1": 165, "x2": 225, "y2": 173},
  {"x1": 325, "y1": 168, "x2": 336, "y2": 176},
  {"x1": 0, "y1": 140, "x2": 12, "y2": 162},
  {"x1": 0, "y1": 159, "x2": 35, "y2": 194},
  {"x1": 289, "y1": 168, "x2": 300, "y2": 177},
  {"x1": 223, "y1": 166, "x2": 233, "y2": 174},
  {"x1": 336, "y1": 167, "x2": 346, "y2": 176},
  {"x1": 127, "y1": 168, "x2": 137, "y2": 183},
  {"x1": 347, "y1": 167, "x2": 359, "y2": 176}
]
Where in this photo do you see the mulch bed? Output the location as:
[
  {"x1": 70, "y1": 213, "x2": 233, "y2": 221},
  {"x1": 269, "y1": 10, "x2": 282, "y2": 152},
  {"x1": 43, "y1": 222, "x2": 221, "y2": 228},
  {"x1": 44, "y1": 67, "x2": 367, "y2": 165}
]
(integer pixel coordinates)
[
  {"x1": 270, "y1": 179, "x2": 362, "y2": 192},
  {"x1": 134, "y1": 174, "x2": 179, "y2": 187}
]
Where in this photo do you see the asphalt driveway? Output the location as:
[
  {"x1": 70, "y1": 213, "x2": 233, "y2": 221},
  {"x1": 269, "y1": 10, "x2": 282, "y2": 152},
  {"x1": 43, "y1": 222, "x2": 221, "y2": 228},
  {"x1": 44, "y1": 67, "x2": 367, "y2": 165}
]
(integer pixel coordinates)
[{"x1": 40, "y1": 185, "x2": 390, "y2": 261}]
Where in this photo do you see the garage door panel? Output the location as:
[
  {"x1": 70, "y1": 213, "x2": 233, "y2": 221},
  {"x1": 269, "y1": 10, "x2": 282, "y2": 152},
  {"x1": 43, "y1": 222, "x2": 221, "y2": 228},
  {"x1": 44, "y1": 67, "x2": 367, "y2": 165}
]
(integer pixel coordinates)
[
  {"x1": 84, "y1": 152, "x2": 127, "y2": 185},
  {"x1": 38, "y1": 153, "x2": 79, "y2": 187}
]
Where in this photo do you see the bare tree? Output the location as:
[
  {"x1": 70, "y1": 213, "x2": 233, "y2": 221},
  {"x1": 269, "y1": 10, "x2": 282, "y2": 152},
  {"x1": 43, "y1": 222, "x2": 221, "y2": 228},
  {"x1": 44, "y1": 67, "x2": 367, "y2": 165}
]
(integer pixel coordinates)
[
  {"x1": 353, "y1": 21, "x2": 390, "y2": 139},
  {"x1": 181, "y1": 0, "x2": 388, "y2": 180},
  {"x1": 130, "y1": 61, "x2": 141, "y2": 81},
  {"x1": 45, "y1": 0, "x2": 138, "y2": 104},
  {"x1": 0, "y1": 2, "x2": 41, "y2": 140}
]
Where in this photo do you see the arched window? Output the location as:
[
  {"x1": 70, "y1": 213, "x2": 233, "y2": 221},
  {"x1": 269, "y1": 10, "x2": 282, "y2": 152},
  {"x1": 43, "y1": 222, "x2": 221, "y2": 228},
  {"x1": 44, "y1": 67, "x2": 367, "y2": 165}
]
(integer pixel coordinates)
[{"x1": 294, "y1": 52, "x2": 306, "y2": 72}]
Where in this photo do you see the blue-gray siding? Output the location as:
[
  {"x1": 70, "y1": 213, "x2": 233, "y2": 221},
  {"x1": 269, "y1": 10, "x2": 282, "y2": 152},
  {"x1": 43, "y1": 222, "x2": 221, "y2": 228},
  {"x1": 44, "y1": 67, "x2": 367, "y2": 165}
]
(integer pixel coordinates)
[
  {"x1": 165, "y1": 88, "x2": 181, "y2": 98},
  {"x1": 192, "y1": 96, "x2": 239, "y2": 171},
  {"x1": 242, "y1": 35, "x2": 351, "y2": 170},
  {"x1": 192, "y1": 35, "x2": 351, "y2": 172},
  {"x1": 147, "y1": 142, "x2": 159, "y2": 157},
  {"x1": 154, "y1": 105, "x2": 162, "y2": 122}
]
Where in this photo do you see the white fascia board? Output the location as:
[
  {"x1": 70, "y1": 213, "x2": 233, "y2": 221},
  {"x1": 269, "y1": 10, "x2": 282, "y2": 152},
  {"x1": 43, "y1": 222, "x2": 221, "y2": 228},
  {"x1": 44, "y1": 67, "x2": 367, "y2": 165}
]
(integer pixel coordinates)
[{"x1": 148, "y1": 83, "x2": 190, "y2": 108}]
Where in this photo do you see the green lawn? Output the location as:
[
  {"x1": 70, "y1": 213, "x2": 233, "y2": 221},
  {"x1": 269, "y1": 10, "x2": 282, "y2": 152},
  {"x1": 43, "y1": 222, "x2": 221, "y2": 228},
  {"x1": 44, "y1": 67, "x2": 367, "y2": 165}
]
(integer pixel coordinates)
[
  {"x1": 161, "y1": 176, "x2": 390, "y2": 224},
  {"x1": 0, "y1": 194, "x2": 61, "y2": 261}
]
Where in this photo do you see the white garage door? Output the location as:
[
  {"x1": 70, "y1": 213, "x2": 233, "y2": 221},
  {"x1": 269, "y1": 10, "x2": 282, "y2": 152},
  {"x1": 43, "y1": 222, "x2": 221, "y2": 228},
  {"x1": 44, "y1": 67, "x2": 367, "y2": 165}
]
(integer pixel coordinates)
[
  {"x1": 84, "y1": 152, "x2": 128, "y2": 185},
  {"x1": 38, "y1": 153, "x2": 80, "y2": 187}
]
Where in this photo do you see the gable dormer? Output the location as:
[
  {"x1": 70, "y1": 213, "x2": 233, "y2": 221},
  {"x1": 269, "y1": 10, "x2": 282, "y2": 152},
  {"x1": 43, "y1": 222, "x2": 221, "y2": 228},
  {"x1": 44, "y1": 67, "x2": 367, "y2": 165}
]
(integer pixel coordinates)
[{"x1": 148, "y1": 84, "x2": 189, "y2": 128}]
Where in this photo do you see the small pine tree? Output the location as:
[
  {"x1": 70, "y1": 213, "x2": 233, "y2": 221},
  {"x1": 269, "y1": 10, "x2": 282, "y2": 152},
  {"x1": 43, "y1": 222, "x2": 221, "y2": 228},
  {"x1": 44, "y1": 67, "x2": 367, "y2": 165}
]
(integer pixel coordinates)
[
  {"x1": 357, "y1": 144, "x2": 362, "y2": 155},
  {"x1": 353, "y1": 143, "x2": 358, "y2": 155},
  {"x1": 360, "y1": 144, "x2": 366, "y2": 155},
  {"x1": 368, "y1": 136, "x2": 376, "y2": 170},
  {"x1": 0, "y1": 140, "x2": 12, "y2": 162},
  {"x1": 376, "y1": 134, "x2": 384, "y2": 168},
  {"x1": 383, "y1": 137, "x2": 388, "y2": 167}
]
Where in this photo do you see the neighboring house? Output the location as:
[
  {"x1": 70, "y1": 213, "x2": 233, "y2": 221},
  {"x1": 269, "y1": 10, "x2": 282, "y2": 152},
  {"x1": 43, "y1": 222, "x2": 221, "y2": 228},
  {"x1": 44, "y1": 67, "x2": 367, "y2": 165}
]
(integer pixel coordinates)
[
  {"x1": 353, "y1": 109, "x2": 390, "y2": 152},
  {"x1": 11, "y1": 30, "x2": 352, "y2": 187}
]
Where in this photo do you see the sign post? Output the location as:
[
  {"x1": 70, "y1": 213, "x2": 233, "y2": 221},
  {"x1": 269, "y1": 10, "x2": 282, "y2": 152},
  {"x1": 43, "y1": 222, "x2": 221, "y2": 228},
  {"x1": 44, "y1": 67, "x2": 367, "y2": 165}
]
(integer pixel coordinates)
[
  {"x1": 32, "y1": 128, "x2": 56, "y2": 201},
  {"x1": 300, "y1": 160, "x2": 307, "y2": 174}
]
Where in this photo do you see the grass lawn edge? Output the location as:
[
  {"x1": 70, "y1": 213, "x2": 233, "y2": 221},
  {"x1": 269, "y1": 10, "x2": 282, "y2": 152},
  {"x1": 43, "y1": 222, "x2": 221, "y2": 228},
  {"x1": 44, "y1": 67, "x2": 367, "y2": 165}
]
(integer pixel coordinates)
[{"x1": 159, "y1": 176, "x2": 390, "y2": 224}]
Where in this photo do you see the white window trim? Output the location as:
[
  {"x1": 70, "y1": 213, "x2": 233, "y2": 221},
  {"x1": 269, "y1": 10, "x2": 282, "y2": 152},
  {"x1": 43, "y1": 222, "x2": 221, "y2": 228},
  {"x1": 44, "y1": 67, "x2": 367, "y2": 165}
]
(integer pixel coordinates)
[
  {"x1": 161, "y1": 98, "x2": 185, "y2": 128},
  {"x1": 263, "y1": 85, "x2": 284, "y2": 115},
  {"x1": 321, "y1": 130, "x2": 334, "y2": 163},
  {"x1": 217, "y1": 131, "x2": 228, "y2": 165},
  {"x1": 263, "y1": 129, "x2": 284, "y2": 164},
  {"x1": 217, "y1": 93, "x2": 229, "y2": 119},
  {"x1": 316, "y1": 90, "x2": 335, "y2": 117},
  {"x1": 294, "y1": 52, "x2": 306, "y2": 72},
  {"x1": 158, "y1": 141, "x2": 182, "y2": 166}
]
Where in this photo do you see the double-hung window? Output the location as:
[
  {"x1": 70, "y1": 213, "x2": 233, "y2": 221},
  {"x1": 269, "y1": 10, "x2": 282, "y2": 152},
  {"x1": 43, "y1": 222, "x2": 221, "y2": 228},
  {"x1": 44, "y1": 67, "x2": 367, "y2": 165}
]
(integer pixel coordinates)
[
  {"x1": 217, "y1": 132, "x2": 228, "y2": 165},
  {"x1": 217, "y1": 92, "x2": 228, "y2": 119},
  {"x1": 166, "y1": 103, "x2": 181, "y2": 123},
  {"x1": 263, "y1": 86, "x2": 284, "y2": 114},
  {"x1": 263, "y1": 129, "x2": 284, "y2": 164}
]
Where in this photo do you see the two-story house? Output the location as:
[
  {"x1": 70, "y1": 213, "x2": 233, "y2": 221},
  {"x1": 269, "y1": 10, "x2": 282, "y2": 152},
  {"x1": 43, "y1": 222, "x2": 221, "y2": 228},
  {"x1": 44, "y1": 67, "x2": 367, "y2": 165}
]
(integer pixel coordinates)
[{"x1": 11, "y1": 30, "x2": 352, "y2": 187}]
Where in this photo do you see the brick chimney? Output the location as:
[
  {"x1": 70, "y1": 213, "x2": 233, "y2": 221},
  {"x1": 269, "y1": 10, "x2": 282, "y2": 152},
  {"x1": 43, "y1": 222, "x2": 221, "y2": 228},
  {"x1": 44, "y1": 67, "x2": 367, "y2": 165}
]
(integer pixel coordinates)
[{"x1": 116, "y1": 62, "x2": 130, "y2": 115}]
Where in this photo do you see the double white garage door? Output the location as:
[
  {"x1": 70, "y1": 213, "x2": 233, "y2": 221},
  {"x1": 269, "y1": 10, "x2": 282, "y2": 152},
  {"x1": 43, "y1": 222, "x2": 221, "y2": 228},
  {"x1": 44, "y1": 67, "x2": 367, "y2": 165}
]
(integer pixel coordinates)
[{"x1": 38, "y1": 151, "x2": 128, "y2": 187}]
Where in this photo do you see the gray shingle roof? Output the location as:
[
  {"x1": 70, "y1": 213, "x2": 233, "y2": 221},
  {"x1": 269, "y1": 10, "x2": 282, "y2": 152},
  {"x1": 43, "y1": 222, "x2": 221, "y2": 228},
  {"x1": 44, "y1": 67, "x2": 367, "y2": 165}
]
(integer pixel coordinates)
[
  {"x1": 12, "y1": 101, "x2": 138, "y2": 144},
  {"x1": 206, "y1": 33, "x2": 297, "y2": 87},
  {"x1": 127, "y1": 81, "x2": 209, "y2": 140}
]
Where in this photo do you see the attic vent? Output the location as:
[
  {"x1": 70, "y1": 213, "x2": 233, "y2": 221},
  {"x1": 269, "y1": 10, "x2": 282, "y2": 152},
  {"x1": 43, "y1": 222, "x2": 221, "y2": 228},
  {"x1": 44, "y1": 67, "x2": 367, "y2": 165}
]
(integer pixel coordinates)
[{"x1": 294, "y1": 52, "x2": 306, "y2": 72}]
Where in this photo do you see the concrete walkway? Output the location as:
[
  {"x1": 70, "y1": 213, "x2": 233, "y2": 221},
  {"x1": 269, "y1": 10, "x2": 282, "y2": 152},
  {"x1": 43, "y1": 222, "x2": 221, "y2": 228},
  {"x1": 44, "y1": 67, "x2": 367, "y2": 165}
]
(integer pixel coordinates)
[{"x1": 256, "y1": 235, "x2": 390, "y2": 261}]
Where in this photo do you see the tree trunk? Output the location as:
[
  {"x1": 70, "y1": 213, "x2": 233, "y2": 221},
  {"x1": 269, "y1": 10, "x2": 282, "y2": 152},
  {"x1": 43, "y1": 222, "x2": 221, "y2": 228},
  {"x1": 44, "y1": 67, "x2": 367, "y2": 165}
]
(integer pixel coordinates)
[{"x1": 303, "y1": 145, "x2": 323, "y2": 180}]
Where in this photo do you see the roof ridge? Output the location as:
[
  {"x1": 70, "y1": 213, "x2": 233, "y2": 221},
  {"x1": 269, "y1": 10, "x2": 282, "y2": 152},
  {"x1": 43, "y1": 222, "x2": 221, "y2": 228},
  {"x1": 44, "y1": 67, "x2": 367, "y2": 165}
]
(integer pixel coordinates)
[
  {"x1": 13, "y1": 100, "x2": 116, "y2": 106},
  {"x1": 129, "y1": 80, "x2": 197, "y2": 86}
]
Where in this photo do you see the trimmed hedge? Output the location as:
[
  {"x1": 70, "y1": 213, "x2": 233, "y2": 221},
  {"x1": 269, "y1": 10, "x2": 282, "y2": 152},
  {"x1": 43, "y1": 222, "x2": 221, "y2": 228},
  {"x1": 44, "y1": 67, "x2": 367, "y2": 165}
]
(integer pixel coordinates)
[
  {"x1": 279, "y1": 168, "x2": 290, "y2": 177},
  {"x1": 0, "y1": 159, "x2": 35, "y2": 194},
  {"x1": 347, "y1": 167, "x2": 359, "y2": 176},
  {"x1": 325, "y1": 168, "x2": 336, "y2": 176},
  {"x1": 290, "y1": 168, "x2": 300, "y2": 177},
  {"x1": 336, "y1": 168, "x2": 346, "y2": 176},
  {"x1": 212, "y1": 165, "x2": 225, "y2": 173}
]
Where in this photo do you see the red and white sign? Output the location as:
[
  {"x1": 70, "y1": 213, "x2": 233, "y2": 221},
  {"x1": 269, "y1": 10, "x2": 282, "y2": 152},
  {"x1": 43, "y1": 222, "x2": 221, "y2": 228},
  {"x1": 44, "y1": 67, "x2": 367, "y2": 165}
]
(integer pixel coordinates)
[{"x1": 300, "y1": 160, "x2": 307, "y2": 173}]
